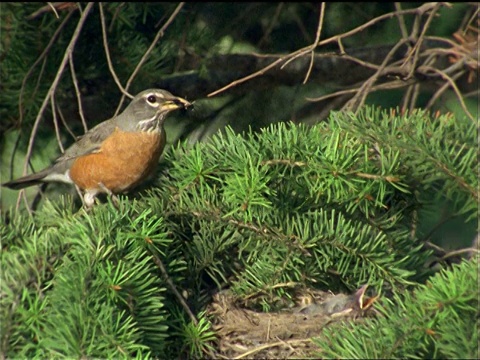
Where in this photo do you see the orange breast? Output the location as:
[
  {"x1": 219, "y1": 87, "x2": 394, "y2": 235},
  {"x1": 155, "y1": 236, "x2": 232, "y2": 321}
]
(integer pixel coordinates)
[{"x1": 69, "y1": 128, "x2": 165, "y2": 193}]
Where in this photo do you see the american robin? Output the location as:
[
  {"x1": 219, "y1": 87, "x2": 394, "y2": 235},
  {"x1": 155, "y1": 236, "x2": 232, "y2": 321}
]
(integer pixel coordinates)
[{"x1": 2, "y1": 89, "x2": 192, "y2": 207}]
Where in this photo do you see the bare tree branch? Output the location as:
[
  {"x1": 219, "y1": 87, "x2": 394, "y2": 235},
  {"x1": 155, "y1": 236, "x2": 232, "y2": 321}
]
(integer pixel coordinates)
[
  {"x1": 115, "y1": 2, "x2": 186, "y2": 115},
  {"x1": 16, "y1": 2, "x2": 95, "y2": 211}
]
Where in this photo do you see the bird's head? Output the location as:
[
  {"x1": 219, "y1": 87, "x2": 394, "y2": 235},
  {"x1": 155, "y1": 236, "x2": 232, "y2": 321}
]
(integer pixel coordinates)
[{"x1": 118, "y1": 89, "x2": 192, "y2": 132}]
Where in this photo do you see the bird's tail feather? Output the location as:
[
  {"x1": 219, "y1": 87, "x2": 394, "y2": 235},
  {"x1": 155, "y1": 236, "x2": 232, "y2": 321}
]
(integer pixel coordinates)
[{"x1": 2, "y1": 170, "x2": 50, "y2": 190}]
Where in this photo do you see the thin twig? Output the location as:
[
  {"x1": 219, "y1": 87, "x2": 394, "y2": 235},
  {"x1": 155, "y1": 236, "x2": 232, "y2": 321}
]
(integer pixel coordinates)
[
  {"x1": 441, "y1": 247, "x2": 480, "y2": 261},
  {"x1": 421, "y1": 66, "x2": 474, "y2": 122},
  {"x1": 330, "y1": 53, "x2": 383, "y2": 71},
  {"x1": 68, "y1": 53, "x2": 88, "y2": 133},
  {"x1": 126, "y1": 2, "x2": 185, "y2": 88},
  {"x1": 307, "y1": 78, "x2": 417, "y2": 103},
  {"x1": 463, "y1": 5, "x2": 480, "y2": 31},
  {"x1": 47, "y1": 2, "x2": 60, "y2": 18},
  {"x1": 209, "y1": 55, "x2": 288, "y2": 97},
  {"x1": 9, "y1": 46, "x2": 46, "y2": 188},
  {"x1": 17, "y1": 2, "x2": 94, "y2": 211},
  {"x1": 303, "y1": 2, "x2": 325, "y2": 84},
  {"x1": 98, "y1": 2, "x2": 130, "y2": 98},
  {"x1": 401, "y1": 83, "x2": 415, "y2": 114},
  {"x1": 208, "y1": 3, "x2": 441, "y2": 98},
  {"x1": 115, "y1": 2, "x2": 186, "y2": 115},
  {"x1": 262, "y1": 159, "x2": 307, "y2": 167},
  {"x1": 343, "y1": 39, "x2": 410, "y2": 112},
  {"x1": 402, "y1": 3, "x2": 443, "y2": 79},
  {"x1": 354, "y1": 172, "x2": 400, "y2": 182},
  {"x1": 18, "y1": 10, "x2": 74, "y2": 127},
  {"x1": 257, "y1": 3, "x2": 285, "y2": 48},
  {"x1": 32, "y1": 58, "x2": 48, "y2": 114},
  {"x1": 149, "y1": 244, "x2": 216, "y2": 359},
  {"x1": 463, "y1": 89, "x2": 480, "y2": 99},
  {"x1": 57, "y1": 103, "x2": 78, "y2": 141},
  {"x1": 423, "y1": 35, "x2": 461, "y2": 48},
  {"x1": 108, "y1": 2, "x2": 125, "y2": 33},
  {"x1": 402, "y1": 53, "x2": 438, "y2": 111},
  {"x1": 423, "y1": 69, "x2": 465, "y2": 110},
  {"x1": 408, "y1": 82, "x2": 421, "y2": 113},
  {"x1": 233, "y1": 338, "x2": 313, "y2": 359},
  {"x1": 50, "y1": 95, "x2": 65, "y2": 153},
  {"x1": 148, "y1": 247, "x2": 198, "y2": 326},
  {"x1": 26, "y1": 2, "x2": 77, "y2": 20},
  {"x1": 394, "y1": 3, "x2": 409, "y2": 39}
]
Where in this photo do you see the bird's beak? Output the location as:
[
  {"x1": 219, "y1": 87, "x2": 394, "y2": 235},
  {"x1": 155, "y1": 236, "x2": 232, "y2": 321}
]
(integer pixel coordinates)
[{"x1": 163, "y1": 96, "x2": 193, "y2": 111}]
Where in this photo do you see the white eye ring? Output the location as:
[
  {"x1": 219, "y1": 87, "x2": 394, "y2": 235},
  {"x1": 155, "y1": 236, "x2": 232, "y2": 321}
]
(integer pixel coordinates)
[{"x1": 147, "y1": 95, "x2": 157, "y2": 104}]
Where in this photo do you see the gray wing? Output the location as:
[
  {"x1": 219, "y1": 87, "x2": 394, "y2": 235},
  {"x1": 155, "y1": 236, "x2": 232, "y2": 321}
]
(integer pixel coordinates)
[
  {"x1": 56, "y1": 120, "x2": 116, "y2": 162},
  {"x1": 51, "y1": 120, "x2": 116, "y2": 173}
]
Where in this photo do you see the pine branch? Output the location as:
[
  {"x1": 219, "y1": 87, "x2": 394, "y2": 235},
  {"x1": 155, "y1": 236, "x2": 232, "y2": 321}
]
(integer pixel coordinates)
[
  {"x1": 313, "y1": 258, "x2": 478, "y2": 359},
  {"x1": 1, "y1": 107, "x2": 476, "y2": 358}
]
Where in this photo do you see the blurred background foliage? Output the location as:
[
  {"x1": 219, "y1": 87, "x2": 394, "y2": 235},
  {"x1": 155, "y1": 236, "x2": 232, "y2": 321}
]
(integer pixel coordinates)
[{"x1": 1, "y1": 2, "x2": 478, "y2": 246}]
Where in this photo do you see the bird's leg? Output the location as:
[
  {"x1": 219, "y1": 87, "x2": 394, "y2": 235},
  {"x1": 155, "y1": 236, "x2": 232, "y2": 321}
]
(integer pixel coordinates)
[
  {"x1": 83, "y1": 189, "x2": 99, "y2": 209},
  {"x1": 98, "y1": 182, "x2": 119, "y2": 208},
  {"x1": 75, "y1": 184, "x2": 90, "y2": 209},
  {"x1": 74, "y1": 184, "x2": 82, "y2": 200}
]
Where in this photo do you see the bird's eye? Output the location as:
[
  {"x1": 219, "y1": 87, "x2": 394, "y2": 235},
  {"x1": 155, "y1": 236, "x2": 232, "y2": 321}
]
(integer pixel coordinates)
[{"x1": 147, "y1": 95, "x2": 157, "y2": 104}]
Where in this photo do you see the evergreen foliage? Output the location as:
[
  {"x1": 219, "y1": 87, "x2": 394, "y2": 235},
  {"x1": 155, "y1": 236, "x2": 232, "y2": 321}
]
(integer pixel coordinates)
[
  {"x1": 1, "y1": 108, "x2": 477, "y2": 358},
  {"x1": 314, "y1": 258, "x2": 478, "y2": 359}
]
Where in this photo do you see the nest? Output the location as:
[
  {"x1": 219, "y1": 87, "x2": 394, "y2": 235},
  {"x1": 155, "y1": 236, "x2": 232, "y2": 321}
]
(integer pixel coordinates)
[{"x1": 207, "y1": 286, "x2": 378, "y2": 359}]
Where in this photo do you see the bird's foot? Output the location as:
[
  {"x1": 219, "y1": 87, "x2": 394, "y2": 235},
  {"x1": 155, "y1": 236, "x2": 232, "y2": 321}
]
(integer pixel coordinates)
[{"x1": 98, "y1": 183, "x2": 120, "y2": 209}]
